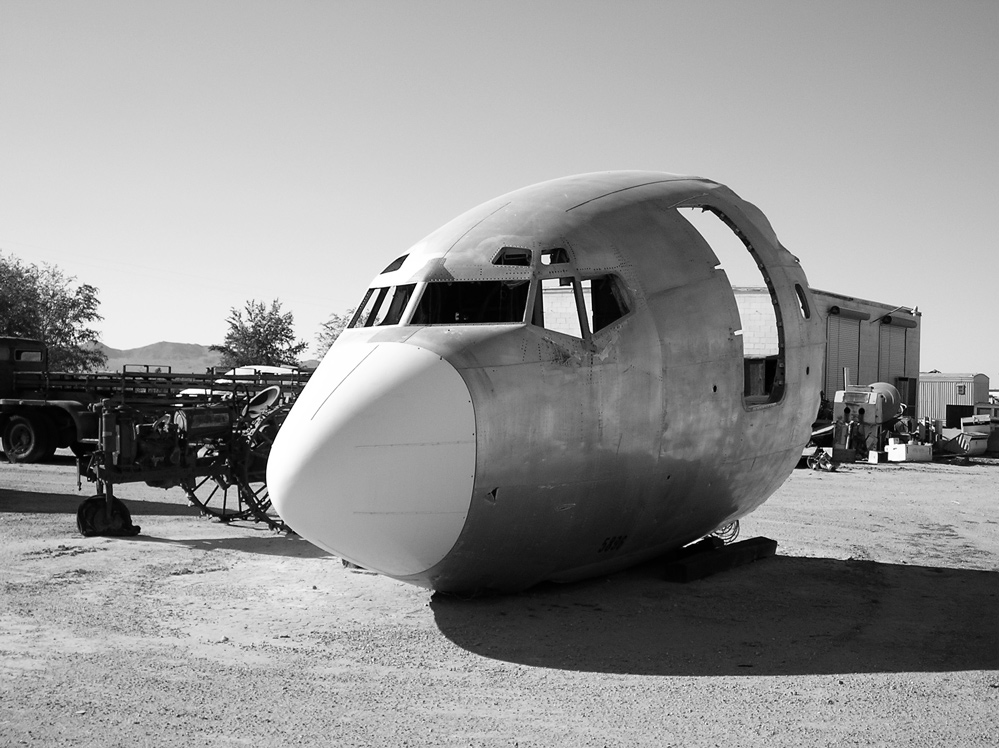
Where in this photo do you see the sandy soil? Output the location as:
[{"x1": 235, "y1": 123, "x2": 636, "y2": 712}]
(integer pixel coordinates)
[{"x1": 1, "y1": 453, "x2": 997, "y2": 747}]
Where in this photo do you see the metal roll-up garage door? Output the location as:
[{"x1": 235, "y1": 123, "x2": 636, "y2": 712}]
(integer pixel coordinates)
[
  {"x1": 825, "y1": 315, "x2": 860, "y2": 394},
  {"x1": 878, "y1": 324, "x2": 907, "y2": 383}
]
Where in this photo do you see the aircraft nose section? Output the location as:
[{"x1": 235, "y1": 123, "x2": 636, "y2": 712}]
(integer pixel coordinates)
[{"x1": 266, "y1": 342, "x2": 476, "y2": 578}]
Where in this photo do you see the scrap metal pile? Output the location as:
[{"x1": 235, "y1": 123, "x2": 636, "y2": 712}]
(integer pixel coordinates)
[{"x1": 805, "y1": 380, "x2": 995, "y2": 470}]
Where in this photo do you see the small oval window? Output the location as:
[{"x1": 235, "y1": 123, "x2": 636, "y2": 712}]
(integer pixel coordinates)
[{"x1": 794, "y1": 284, "x2": 811, "y2": 319}]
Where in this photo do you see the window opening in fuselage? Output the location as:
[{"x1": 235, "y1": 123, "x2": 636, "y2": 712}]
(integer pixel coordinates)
[
  {"x1": 372, "y1": 284, "x2": 414, "y2": 325},
  {"x1": 589, "y1": 275, "x2": 629, "y2": 332},
  {"x1": 794, "y1": 283, "x2": 811, "y2": 319},
  {"x1": 411, "y1": 280, "x2": 530, "y2": 325},
  {"x1": 532, "y1": 274, "x2": 630, "y2": 339},
  {"x1": 535, "y1": 277, "x2": 584, "y2": 337},
  {"x1": 349, "y1": 288, "x2": 380, "y2": 328},
  {"x1": 676, "y1": 205, "x2": 785, "y2": 404},
  {"x1": 347, "y1": 264, "x2": 630, "y2": 335},
  {"x1": 381, "y1": 254, "x2": 408, "y2": 273},
  {"x1": 492, "y1": 248, "x2": 532, "y2": 266},
  {"x1": 348, "y1": 284, "x2": 416, "y2": 328},
  {"x1": 541, "y1": 248, "x2": 570, "y2": 266}
]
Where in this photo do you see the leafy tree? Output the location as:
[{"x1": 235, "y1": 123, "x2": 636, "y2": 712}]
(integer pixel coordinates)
[
  {"x1": 211, "y1": 299, "x2": 307, "y2": 368},
  {"x1": 0, "y1": 251, "x2": 106, "y2": 371},
  {"x1": 315, "y1": 308, "x2": 355, "y2": 358}
]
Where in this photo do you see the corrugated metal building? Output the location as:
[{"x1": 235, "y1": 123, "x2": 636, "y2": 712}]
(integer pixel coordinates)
[
  {"x1": 918, "y1": 372, "x2": 990, "y2": 423},
  {"x1": 734, "y1": 288, "x2": 921, "y2": 411}
]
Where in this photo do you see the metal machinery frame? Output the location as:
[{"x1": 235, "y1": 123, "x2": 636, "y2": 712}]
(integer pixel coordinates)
[{"x1": 74, "y1": 366, "x2": 307, "y2": 536}]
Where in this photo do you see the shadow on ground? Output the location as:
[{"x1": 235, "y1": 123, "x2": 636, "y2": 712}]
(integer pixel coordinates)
[
  {"x1": 0, "y1": 488, "x2": 200, "y2": 516},
  {"x1": 431, "y1": 554, "x2": 999, "y2": 677},
  {"x1": 119, "y1": 533, "x2": 331, "y2": 558},
  {"x1": 1, "y1": 488, "x2": 325, "y2": 558}
]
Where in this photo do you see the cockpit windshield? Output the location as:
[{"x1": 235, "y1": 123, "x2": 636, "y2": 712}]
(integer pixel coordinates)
[
  {"x1": 347, "y1": 275, "x2": 629, "y2": 333},
  {"x1": 412, "y1": 281, "x2": 529, "y2": 325},
  {"x1": 349, "y1": 280, "x2": 529, "y2": 328}
]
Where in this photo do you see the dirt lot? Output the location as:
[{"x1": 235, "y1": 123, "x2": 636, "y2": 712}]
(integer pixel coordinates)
[{"x1": 1, "y1": 453, "x2": 997, "y2": 747}]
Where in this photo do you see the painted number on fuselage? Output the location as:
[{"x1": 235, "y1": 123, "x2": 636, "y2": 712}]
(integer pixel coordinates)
[{"x1": 597, "y1": 535, "x2": 627, "y2": 554}]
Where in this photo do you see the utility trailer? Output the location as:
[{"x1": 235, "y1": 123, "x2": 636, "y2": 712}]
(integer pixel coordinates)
[{"x1": 0, "y1": 337, "x2": 309, "y2": 535}]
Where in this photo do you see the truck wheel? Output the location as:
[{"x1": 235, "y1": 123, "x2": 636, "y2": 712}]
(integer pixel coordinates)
[{"x1": 2, "y1": 415, "x2": 53, "y2": 464}]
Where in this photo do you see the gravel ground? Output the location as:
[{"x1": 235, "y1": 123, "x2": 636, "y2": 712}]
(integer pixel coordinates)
[{"x1": 1, "y1": 453, "x2": 997, "y2": 747}]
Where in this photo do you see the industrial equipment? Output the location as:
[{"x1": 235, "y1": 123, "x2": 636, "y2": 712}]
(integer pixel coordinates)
[
  {"x1": 73, "y1": 369, "x2": 305, "y2": 536},
  {"x1": 830, "y1": 382, "x2": 908, "y2": 460}
]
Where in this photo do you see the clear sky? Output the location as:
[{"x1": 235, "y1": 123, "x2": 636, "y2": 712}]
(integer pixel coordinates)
[{"x1": 2, "y1": 1, "x2": 996, "y2": 375}]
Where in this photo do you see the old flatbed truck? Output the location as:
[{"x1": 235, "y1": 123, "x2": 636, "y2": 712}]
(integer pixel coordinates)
[
  {"x1": 0, "y1": 337, "x2": 304, "y2": 462},
  {"x1": 1, "y1": 336, "x2": 123, "y2": 462}
]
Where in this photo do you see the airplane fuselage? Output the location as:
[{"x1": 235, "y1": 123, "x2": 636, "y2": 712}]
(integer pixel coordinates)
[{"x1": 267, "y1": 172, "x2": 825, "y2": 592}]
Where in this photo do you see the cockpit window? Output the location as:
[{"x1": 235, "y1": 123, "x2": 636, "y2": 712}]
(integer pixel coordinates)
[
  {"x1": 534, "y1": 278, "x2": 583, "y2": 337},
  {"x1": 347, "y1": 271, "x2": 628, "y2": 334},
  {"x1": 348, "y1": 284, "x2": 416, "y2": 328},
  {"x1": 541, "y1": 248, "x2": 570, "y2": 265},
  {"x1": 492, "y1": 248, "x2": 532, "y2": 266},
  {"x1": 349, "y1": 288, "x2": 378, "y2": 327},
  {"x1": 532, "y1": 274, "x2": 630, "y2": 338},
  {"x1": 412, "y1": 280, "x2": 529, "y2": 325},
  {"x1": 589, "y1": 276, "x2": 629, "y2": 332},
  {"x1": 373, "y1": 284, "x2": 414, "y2": 325},
  {"x1": 381, "y1": 254, "x2": 408, "y2": 273}
]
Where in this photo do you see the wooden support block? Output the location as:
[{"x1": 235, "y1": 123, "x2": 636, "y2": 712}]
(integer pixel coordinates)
[{"x1": 662, "y1": 536, "x2": 778, "y2": 583}]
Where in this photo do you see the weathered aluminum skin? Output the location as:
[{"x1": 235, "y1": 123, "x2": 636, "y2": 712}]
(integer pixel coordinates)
[{"x1": 268, "y1": 171, "x2": 825, "y2": 593}]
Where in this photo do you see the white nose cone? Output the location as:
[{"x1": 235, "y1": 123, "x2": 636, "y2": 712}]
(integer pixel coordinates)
[{"x1": 267, "y1": 342, "x2": 476, "y2": 577}]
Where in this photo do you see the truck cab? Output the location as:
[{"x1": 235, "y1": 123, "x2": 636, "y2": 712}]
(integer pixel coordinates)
[
  {"x1": 0, "y1": 337, "x2": 98, "y2": 463},
  {"x1": 0, "y1": 338, "x2": 46, "y2": 397}
]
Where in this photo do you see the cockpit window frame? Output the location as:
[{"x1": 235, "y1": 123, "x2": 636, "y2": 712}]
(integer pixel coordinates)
[
  {"x1": 348, "y1": 284, "x2": 417, "y2": 329},
  {"x1": 530, "y1": 271, "x2": 632, "y2": 341},
  {"x1": 347, "y1": 245, "x2": 631, "y2": 339}
]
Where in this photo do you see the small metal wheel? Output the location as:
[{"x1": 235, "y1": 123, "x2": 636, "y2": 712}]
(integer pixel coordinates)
[
  {"x1": 236, "y1": 405, "x2": 292, "y2": 532},
  {"x1": 806, "y1": 448, "x2": 835, "y2": 472},
  {"x1": 181, "y1": 466, "x2": 255, "y2": 522},
  {"x1": 77, "y1": 494, "x2": 141, "y2": 537}
]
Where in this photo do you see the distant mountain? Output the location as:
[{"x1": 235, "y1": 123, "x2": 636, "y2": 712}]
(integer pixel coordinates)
[
  {"x1": 98, "y1": 342, "x2": 222, "y2": 374},
  {"x1": 96, "y1": 342, "x2": 320, "y2": 373}
]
